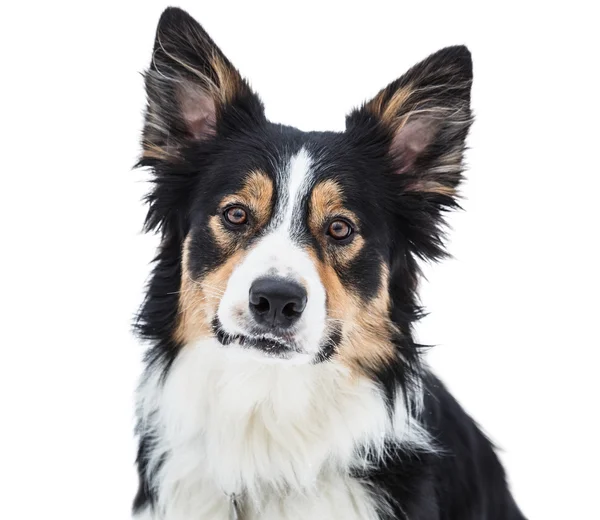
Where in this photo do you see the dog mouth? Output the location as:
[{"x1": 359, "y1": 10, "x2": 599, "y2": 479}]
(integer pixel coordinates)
[
  {"x1": 212, "y1": 318, "x2": 300, "y2": 358},
  {"x1": 211, "y1": 318, "x2": 342, "y2": 363}
]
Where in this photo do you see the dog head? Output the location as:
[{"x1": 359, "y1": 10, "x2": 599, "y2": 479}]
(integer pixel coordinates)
[{"x1": 138, "y1": 8, "x2": 472, "y2": 375}]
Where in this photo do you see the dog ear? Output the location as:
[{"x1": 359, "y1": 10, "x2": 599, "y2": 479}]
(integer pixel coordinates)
[
  {"x1": 141, "y1": 8, "x2": 265, "y2": 162},
  {"x1": 347, "y1": 46, "x2": 473, "y2": 199}
]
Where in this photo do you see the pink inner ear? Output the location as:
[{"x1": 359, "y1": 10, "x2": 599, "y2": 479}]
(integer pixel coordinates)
[
  {"x1": 391, "y1": 117, "x2": 439, "y2": 174},
  {"x1": 177, "y1": 82, "x2": 217, "y2": 140}
]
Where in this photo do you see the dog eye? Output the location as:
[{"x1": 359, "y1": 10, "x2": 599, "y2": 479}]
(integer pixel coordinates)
[
  {"x1": 327, "y1": 219, "x2": 353, "y2": 241},
  {"x1": 223, "y1": 206, "x2": 248, "y2": 226}
]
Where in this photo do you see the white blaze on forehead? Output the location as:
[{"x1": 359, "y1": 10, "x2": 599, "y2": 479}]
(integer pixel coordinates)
[{"x1": 274, "y1": 147, "x2": 314, "y2": 234}]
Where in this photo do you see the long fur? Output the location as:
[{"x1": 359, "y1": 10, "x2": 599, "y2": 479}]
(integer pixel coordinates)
[{"x1": 132, "y1": 8, "x2": 526, "y2": 520}]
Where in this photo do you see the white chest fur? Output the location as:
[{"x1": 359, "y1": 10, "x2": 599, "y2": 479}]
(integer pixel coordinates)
[
  {"x1": 135, "y1": 340, "x2": 427, "y2": 519},
  {"x1": 136, "y1": 472, "x2": 381, "y2": 520}
]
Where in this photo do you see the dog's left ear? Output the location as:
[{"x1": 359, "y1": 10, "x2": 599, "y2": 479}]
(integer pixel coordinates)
[{"x1": 347, "y1": 46, "x2": 473, "y2": 199}]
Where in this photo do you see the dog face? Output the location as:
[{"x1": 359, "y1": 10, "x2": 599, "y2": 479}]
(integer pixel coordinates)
[
  {"x1": 180, "y1": 136, "x2": 395, "y2": 367},
  {"x1": 138, "y1": 8, "x2": 472, "y2": 372}
]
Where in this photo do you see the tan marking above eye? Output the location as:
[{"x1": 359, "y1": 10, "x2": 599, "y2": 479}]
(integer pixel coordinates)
[
  {"x1": 209, "y1": 170, "x2": 274, "y2": 251},
  {"x1": 219, "y1": 171, "x2": 274, "y2": 228},
  {"x1": 309, "y1": 180, "x2": 364, "y2": 263},
  {"x1": 309, "y1": 180, "x2": 345, "y2": 238}
]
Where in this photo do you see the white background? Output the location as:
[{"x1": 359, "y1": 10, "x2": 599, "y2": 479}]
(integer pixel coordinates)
[{"x1": 1, "y1": 1, "x2": 598, "y2": 518}]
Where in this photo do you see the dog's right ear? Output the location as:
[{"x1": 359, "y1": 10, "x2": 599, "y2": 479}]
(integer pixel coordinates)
[{"x1": 141, "y1": 8, "x2": 265, "y2": 162}]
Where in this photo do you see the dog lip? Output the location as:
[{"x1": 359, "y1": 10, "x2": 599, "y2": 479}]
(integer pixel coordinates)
[
  {"x1": 212, "y1": 317, "x2": 298, "y2": 355},
  {"x1": 240, "y1": 334, "x2": 294, "y2": 353},
  {"x1": 248, "y1": 326, "x2": 296, "y2": 343},
  {"x1": 231, "y1": 333, "x2": 298, "y2": 358}
]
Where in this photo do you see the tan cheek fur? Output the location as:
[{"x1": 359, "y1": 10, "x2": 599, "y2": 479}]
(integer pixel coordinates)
[
  {"x1": 308, "y1": 251, "x2": 395, "y2": 376},
  {"x1": 176, "y1": 236, "x2": 250, "y2": 345},
  {"x1": 341, "y1": 266, "x2": 396, "y2": 373}
]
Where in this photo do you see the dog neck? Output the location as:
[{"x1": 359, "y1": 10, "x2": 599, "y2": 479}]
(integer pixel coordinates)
[{"x1": 137, "y1": 338, "x2": 431, "y2": 514}]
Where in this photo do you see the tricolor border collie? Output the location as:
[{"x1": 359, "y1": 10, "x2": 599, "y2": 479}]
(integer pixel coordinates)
[{"x1": 133, "y1": 7, "x2": 526, "y2": 520}]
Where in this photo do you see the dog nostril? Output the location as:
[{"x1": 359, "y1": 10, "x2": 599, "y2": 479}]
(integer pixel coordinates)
[
  {"x1": 282, "y1": 301, "x2": 300, "y2": 319},
  {"x1": 255, "y1": 297, "x2": 270, "y2": 314}
]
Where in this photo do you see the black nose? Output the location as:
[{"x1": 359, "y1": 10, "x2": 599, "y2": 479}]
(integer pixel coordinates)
[{"x1": 249, "y1": 277, "x2": 307, "y2": 329}]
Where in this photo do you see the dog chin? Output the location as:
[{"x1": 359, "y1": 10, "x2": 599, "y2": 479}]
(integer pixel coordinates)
[{"x1": 222, "y1": 338, "x2": 315, "y2": 365}]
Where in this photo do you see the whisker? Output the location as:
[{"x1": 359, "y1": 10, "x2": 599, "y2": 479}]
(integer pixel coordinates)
[{"x1": 184, "y1": 275, "x2": 226, "y2": 295}]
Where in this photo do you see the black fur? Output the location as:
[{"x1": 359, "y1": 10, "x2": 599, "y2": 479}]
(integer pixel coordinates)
[
  {"x1": 133, "y1": 7, "x2": 526, "y2": 519},
  {"x1": 356, "y1": 375, "x2": 526, "y2": 520}
]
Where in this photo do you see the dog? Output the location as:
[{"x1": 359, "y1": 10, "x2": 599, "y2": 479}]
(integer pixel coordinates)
[{"x1": 132, "y1": 7, "x2": 526, "y2": 520}]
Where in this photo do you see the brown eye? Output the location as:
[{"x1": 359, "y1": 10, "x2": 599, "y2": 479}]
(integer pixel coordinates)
[
  {"x1": 223, "y1": 206, "x2": 248, "y2": 227},
  {"x1": 327, "y1": 219, "x2": 353, "y2": 241}
]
